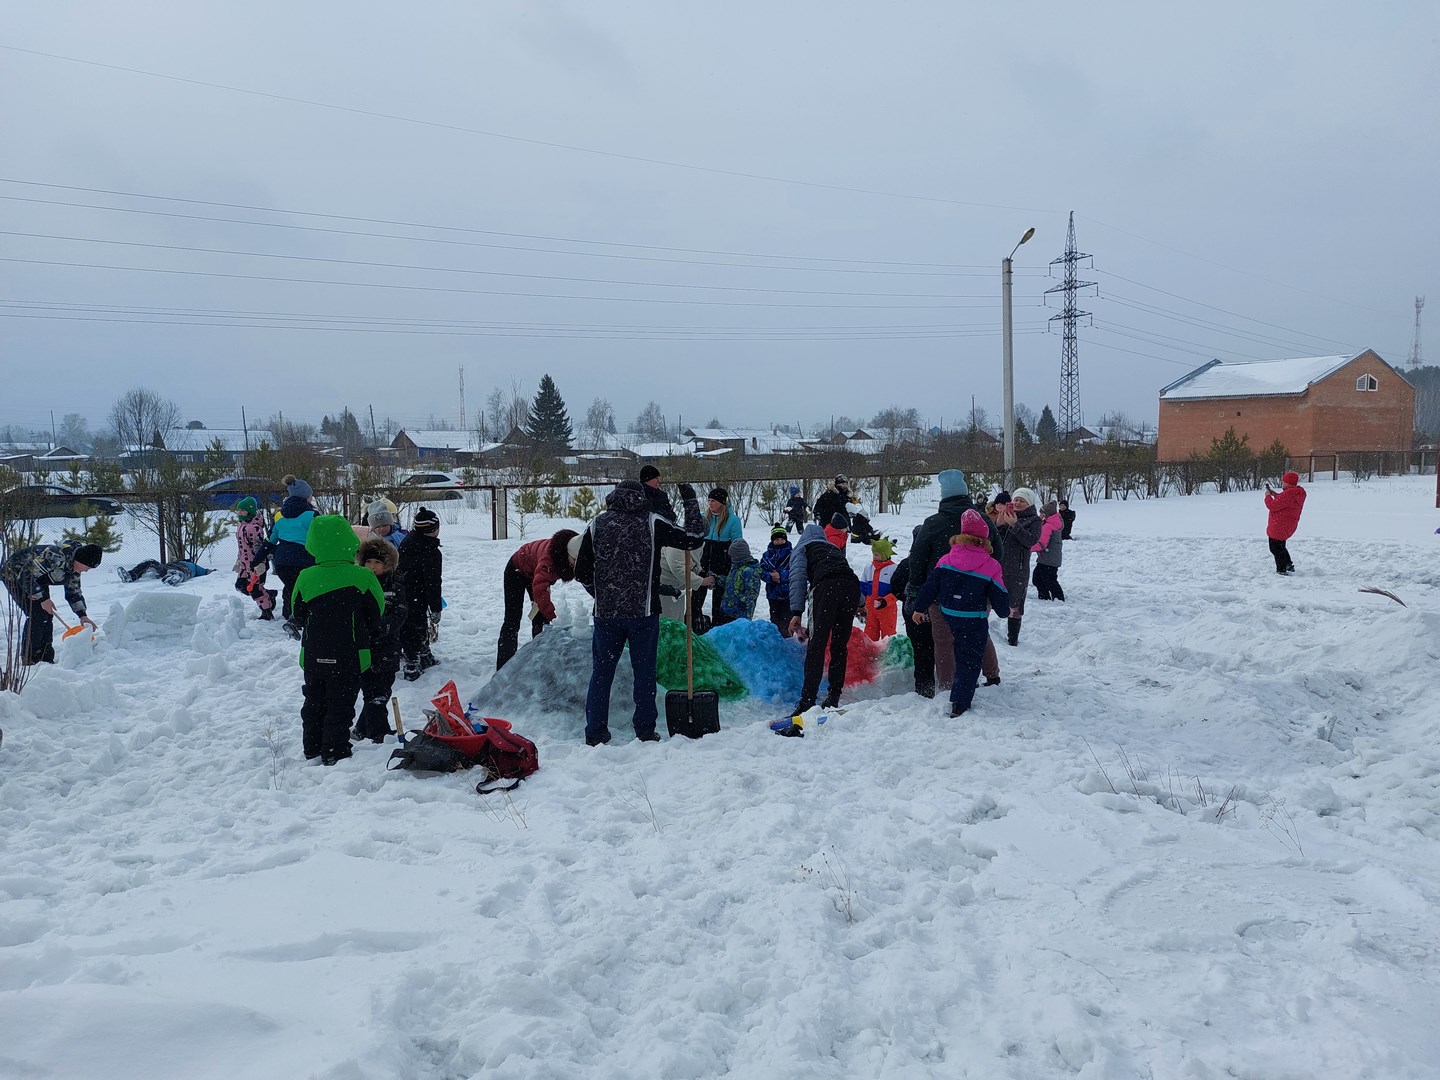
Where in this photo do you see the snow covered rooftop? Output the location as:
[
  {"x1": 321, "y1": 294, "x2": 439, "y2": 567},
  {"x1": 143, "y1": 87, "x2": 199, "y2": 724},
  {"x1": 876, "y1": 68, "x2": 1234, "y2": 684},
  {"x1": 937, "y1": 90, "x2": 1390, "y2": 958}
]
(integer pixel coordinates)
[
  {"x1": 395, "y1": 429, "x2": 479, "y2": 451},
  {"x1": 1160, "y1": 352, "x2": 1365, "y2": 400},
  {"x1": 162, "y1": 428, "x2": 263, "y2": 453}
]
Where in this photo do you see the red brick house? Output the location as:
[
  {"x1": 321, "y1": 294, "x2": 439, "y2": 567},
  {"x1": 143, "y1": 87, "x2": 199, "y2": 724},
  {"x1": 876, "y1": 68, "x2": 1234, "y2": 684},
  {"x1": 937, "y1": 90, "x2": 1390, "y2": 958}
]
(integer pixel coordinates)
[{"x1": 1156, "y1": 349, "x2": 1414, "y2": 459}]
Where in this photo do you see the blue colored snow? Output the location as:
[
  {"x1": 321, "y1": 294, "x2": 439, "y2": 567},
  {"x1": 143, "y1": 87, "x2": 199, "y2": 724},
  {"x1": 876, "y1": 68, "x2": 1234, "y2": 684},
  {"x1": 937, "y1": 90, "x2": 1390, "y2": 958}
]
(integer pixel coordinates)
[{"x1": 704, "y1": 619, "x2": 806, "y2": 704}]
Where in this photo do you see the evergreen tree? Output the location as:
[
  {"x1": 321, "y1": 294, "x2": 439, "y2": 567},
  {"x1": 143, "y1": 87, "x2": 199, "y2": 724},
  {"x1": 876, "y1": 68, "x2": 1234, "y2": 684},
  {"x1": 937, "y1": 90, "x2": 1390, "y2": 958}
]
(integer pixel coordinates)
[
  {"x1": 525, "y1": 374, "x2": 573, "y2": 452},
  {"x1": 1037, "y1": 405, "x2": 1059, "y2": 446}
]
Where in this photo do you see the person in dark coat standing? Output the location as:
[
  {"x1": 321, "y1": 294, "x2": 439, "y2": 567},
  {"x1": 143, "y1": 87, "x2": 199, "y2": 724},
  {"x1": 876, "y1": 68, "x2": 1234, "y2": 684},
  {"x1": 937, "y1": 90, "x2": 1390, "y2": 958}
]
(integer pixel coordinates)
[
  {"x1": 0, "y1": 540, "x2": 101, "y2": 664},
  {"x1": 1264, "y1": 471, "x2": 1306, "y2": 574},
  {"x1": 905, "y1": 470, "x2": 1001, "y2": 694},
  {"x1": 996, "y1": 487, "x2": 1044, "y2": 645},
  {"x1": 889, "y1": 554, "x2": 936, "y2": 698},
  {"x1": 1058, "y1": 499, "x2": 1076, "y2": 540},
  {"x1": 639, "y1": 464, "x2": 676, "y2": 521},
  {"x1": 574, "y1": 481, "x2": 704, "y2": 746},
  {"x1": 353, "y1": 536, "x2": 407, "y2": 742},
  {"x1": 397, "y1": 506, "x2": 443, "y2": 680},
  {"x1": 812, "y1": 474, "x2": 860, "y2": 532},
  {"x1": 784, "y1": 486, "x2": 808, "y2": 533},
  {"x1": 786, "y1": 523, "x2": 862, "y2": 715}
]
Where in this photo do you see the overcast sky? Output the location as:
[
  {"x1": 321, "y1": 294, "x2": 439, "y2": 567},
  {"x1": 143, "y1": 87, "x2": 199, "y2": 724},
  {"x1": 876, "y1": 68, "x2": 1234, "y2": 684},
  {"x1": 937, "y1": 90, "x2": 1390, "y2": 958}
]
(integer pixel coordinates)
[{"x1": 2, "y1": 1, "x2": 1436, "y2": 440}]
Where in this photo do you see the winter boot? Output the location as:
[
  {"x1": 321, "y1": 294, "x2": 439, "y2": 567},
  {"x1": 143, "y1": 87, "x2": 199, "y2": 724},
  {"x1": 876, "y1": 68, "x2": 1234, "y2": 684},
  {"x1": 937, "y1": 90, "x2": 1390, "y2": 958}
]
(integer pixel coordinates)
[
  {"x1": 950, "y1": 703, "x2": 968, "y2": 718},
  {"x1": 116, "y1": 567, "x2": 133, "y2": 583},
  {"x1": 982, "y1": 675, "x2": 1001, "y2": 686},
  {"x1": 1007, "y1": 617, "x2": 1021, "y2": 647},
  {"x1": 821, "y1": 692, "x2": 842, "y2": 710}
]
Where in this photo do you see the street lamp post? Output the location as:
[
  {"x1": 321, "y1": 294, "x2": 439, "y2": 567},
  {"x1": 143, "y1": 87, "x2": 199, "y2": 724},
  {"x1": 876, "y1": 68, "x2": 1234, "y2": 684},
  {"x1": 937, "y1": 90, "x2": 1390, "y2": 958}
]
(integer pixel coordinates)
[{"x1": 1002, "y1": 227, "x2": 1035, "y2": 491}]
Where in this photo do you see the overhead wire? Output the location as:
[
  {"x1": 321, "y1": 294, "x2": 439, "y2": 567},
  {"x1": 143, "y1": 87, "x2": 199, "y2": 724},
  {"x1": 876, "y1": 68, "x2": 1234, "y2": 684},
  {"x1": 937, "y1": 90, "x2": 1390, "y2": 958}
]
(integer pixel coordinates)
[{"x1": 0, "y1": 186, "x2": 1044, "y2": 277}]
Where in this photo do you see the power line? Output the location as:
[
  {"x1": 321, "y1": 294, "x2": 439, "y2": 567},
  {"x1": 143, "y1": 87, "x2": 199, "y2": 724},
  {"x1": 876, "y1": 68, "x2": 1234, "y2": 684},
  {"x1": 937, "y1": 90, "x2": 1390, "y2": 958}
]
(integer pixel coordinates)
[
  {"x1": 0, "y1": 229, "x2": 1009, "y2": 300},
  {"x1": 0, "y1": 46, "x2": 1063, "y2": 215},
  {"x1": 1093, "y1": 267, "x2": 1356, "y2": 349},
  {"x1": 0, "y1": 188, "x2": 1035, "y2": 277},
  {"x1": 2, "y1": 256, "x2": 1044, "y2": 310}
]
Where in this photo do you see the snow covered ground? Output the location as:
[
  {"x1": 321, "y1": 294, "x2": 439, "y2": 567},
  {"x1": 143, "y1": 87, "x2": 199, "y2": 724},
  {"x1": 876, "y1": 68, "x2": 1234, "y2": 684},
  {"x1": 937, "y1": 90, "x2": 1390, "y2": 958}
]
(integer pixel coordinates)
[{"x1": 2, "y1": 475, "x2": 1438, "y2": 1079}]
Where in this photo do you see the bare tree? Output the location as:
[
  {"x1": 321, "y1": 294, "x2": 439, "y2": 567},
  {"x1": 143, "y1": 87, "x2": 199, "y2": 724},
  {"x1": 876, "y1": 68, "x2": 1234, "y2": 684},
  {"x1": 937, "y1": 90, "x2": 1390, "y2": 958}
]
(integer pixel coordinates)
[
  {"x1": 870, "y1": 405, "x2": 921, "y2": 446},
  {"x1": 266, "y1": 414, "x2": 318, "y2": 448},
  {"x1": 633, "y1": 401, "x2": 668, "y2": 440},
  {"x1": 584, "y1": 397, "x2": 616, "y2": 450},
  {"x1": 57, "y1": 413, "x2": 91, "y2": 450},
  {"x1": 107, "y1": 387, "x2": 182, "y2": 453}
]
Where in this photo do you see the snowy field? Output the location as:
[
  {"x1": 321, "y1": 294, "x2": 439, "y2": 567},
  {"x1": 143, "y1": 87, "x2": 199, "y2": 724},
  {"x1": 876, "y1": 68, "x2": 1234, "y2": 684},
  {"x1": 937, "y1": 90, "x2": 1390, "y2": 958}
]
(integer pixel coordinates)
[{"x1": 2, "y1": 474, "x2": 1438, "y2": 1080}]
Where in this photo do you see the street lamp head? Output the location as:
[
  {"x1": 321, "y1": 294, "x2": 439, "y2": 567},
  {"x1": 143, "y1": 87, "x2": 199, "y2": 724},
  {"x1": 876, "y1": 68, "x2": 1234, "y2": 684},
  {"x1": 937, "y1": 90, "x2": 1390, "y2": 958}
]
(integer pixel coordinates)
[{"x1": 1019, "y1": 227, "x2": 1035, "y2": 245}]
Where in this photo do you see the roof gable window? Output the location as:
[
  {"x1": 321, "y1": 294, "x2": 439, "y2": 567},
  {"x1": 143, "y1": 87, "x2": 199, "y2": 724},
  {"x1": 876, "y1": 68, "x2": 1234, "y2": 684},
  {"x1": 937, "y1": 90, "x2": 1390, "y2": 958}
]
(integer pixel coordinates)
[{"x1": 1355, "y1": 373, "x2": 1378, "y2": 391}]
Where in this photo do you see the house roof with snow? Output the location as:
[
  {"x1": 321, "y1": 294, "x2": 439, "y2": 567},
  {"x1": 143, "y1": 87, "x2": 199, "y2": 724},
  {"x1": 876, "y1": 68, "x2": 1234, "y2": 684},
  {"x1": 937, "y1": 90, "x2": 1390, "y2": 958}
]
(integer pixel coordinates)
[
  {"x1": 394, "y1": 429, "x2": 480, "y2": 452},
  {"x1": 161, "y1": 428, "x2": 262, "y2": 453},
  {"x1": 682, "y1": 428, "x2": 809, "y2": 454},
  {"x1": 1159, "y1": 351, "x2": 1380, "y2": 401}
]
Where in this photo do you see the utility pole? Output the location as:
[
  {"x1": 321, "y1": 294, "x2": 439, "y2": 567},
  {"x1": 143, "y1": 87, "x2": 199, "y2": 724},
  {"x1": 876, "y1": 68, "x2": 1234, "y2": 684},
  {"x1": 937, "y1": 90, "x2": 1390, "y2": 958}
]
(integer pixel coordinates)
[
  {"x1": 369, "y1": 404, "x2": 378, "y2": 447},
  {"x1": 459, "y1": 364, "x2": 467, "y2": 431},
  {"x1": 241, "y1": 406, "x2": 250, "y2": 453},
  {"x1": 1046, "y1": 212, "x2": 1096, "y2": 443},
  {"x1": 1002, "y1": 227, "x2": 1035, "y2": 490},
  {"x1": 1409, "y1": 296, "x2": 1425, "y2": 369}
]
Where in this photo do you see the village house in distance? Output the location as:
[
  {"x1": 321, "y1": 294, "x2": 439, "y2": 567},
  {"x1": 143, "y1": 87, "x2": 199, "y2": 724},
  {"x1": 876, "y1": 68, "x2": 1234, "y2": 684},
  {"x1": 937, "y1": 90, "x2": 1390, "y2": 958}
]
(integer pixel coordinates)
[{"x1": 1156, "y1": 349, "x2": 1415, "y2": 459}]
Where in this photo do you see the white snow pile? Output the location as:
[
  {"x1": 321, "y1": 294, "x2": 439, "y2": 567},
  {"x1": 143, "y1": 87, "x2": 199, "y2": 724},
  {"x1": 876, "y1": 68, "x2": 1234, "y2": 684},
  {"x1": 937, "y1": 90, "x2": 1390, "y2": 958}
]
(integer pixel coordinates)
[{"x1": 1, "y1": 474, "x2": 1438, "y2": 1079}]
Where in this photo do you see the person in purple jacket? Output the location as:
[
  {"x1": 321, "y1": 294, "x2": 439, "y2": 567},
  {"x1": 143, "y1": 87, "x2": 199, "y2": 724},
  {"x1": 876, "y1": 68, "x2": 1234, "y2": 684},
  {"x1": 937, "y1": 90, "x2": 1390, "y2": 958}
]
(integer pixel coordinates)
[{"x1": 911, "y1": 509, "x2": 1009, "y2": 717}]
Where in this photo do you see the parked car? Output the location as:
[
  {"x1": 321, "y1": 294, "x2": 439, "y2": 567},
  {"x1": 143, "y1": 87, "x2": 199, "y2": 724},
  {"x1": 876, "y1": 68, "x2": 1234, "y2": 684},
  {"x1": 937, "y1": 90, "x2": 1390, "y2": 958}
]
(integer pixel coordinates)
[
  {"x1": 394, "y1": 471, "x2": 465, "y2": 500},
  {"x1": 0, "y1": 484, "x2": 123, "y2": 519},
  {"x1": 199, "y1": 477, "x2": 287, "y2": 511}
]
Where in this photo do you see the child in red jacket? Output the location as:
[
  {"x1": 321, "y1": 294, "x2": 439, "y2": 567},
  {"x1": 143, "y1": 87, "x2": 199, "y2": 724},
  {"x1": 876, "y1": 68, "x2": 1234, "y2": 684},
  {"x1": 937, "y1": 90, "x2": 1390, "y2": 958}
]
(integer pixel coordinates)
[{"x1": 1264, "y1": 472, "x2": 1306, "y2": 574}]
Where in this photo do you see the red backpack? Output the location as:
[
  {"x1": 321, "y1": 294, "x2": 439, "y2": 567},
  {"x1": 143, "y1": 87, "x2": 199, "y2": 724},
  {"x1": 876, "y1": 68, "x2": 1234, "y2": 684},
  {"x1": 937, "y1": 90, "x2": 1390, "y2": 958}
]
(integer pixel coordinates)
[{"x1": 421, "y1": 681, "x2": 540, "y2": 791}]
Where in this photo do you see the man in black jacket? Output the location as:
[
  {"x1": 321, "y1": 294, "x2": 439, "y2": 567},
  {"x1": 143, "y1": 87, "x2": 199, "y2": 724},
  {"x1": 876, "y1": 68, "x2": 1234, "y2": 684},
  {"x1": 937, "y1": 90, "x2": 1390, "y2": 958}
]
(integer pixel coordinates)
[
  {"x1": 574, "y1": 481, "x2": 704, "y2": 746},
  {"x1": 812, "y1": 474, "x2": 859, "y2": 532},
  {"x1": 786, "y1": 523, "x2": 861, "y2": 715},
  {"x1": 904, "y1": 470, "x2": 1001, "y2": 694}
]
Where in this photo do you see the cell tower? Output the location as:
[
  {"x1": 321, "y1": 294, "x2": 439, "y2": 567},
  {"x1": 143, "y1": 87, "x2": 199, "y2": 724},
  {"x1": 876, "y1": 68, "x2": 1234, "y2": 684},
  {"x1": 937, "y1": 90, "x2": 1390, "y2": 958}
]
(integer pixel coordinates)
[
  {"x1": 1046, "y1": 211, "x2": 1096, "y2": 440},
  {"x1": 458, "y1": 364, "x2": 467, "y2": 431},
  {"x1": 1409, "y1": 296, "x2": 1425, "y2": 369}
]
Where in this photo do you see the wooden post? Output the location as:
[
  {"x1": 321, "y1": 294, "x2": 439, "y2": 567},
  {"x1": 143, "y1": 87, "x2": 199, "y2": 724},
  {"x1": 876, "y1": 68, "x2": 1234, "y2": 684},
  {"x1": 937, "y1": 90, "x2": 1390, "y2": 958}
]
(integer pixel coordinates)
[
  {"x1": 494, "y1": 486, "x2": 508, "y2": 540},
  {"x1": 155, "y1": 495, "x2": 167, "y2": 562},
  {"x1": 1307, "y1": 454, "x2": 1314, "y2": 483},
  {"x1": 877, "y1": 474, "x2": 887, "y2": 515},
  {"x1": 1332, "y1": 454, "x2": 1339, "y2": 481}
]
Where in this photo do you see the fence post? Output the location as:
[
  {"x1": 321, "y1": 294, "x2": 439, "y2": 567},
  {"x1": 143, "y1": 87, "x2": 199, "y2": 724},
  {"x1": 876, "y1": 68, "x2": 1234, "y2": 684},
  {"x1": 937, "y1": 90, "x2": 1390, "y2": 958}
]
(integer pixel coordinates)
[
  {"x1": 155, "y1": 495, "x2": 167, "y2": 562},
  {"x1": 1332, "y1": 454, "x2": 1339, "y2": 481},
  {"x1": 877, "y1": 474, "x2": 887, "y2": 515},
  {"x1": 1104, "y1": 467, "x2": 1111, "y2": 500},
  {"x1": 494, "y1": 486, "x2": 508, "y2": 540},
  {"x1": 1307, "y1": 454, "x2": 1314, "y2": 483}
]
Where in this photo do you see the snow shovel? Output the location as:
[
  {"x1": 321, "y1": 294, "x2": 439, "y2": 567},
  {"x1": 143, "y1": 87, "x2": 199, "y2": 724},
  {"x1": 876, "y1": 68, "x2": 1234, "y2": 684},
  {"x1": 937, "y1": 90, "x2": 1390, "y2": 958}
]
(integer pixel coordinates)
[
  {"x1": 665, "y1": 549, "x2": 720, "y2": 739},
  {"x1": 55, "y1": 614, "x2": 88, "y2": 641}
]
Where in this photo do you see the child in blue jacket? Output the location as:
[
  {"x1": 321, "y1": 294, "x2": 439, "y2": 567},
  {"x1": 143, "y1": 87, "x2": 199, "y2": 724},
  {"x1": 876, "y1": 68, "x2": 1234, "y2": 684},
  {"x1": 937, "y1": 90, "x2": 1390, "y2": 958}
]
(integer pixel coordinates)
[
  {"x1": 912, "y1": 509, "x2": 1009, "y2": 717},
  {"x1": 759, "y1": 525, "x2": 793, "y2": 635}
]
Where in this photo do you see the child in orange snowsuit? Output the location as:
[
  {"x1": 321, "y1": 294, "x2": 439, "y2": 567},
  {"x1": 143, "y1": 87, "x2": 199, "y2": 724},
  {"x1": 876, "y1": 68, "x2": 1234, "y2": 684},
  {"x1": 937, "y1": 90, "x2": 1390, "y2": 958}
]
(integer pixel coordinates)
[{"x1": 860, "y1": 537, "x2": 898, "y2": 641}]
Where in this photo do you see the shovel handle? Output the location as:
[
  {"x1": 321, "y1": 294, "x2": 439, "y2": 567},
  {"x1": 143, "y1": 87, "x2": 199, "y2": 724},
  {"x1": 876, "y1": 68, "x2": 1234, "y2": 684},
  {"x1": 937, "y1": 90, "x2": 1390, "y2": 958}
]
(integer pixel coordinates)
[{"x1": 390, "y1": 697, "x2": 405, "y2": 740}]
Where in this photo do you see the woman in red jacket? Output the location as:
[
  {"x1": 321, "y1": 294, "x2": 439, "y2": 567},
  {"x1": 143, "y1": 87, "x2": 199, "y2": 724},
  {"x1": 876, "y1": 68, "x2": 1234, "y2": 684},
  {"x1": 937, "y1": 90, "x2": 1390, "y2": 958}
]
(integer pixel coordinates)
[
  {"x1": 1263, "y1": 472, "x2": 1306, "y2": 574},
  {"x1": 496, "y1": 528, "x2": 578, "y2": 669}
]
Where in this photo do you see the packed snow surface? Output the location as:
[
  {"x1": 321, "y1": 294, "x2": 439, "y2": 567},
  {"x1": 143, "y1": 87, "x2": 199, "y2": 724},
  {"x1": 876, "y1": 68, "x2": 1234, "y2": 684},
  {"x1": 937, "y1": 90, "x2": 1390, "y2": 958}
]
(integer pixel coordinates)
[{"x1": 2, "y1": 475, "x2": 1438, "y2": 1079}]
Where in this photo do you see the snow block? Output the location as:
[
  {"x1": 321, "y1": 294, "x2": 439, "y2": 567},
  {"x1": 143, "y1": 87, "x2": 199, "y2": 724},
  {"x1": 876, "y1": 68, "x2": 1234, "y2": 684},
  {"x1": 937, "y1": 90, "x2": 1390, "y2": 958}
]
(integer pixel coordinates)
[
  {"x1": 116, "y1": 590, "x2": 202, "y2": 643},
  {"x1": 656, "y1": 619, "x2": 747, "y2": 701},
  {"x1": 703, "y1": 620, "x2": 803, "y2": 704},
  {"x1": 882, "y1": 633, "x2": 914, "y2": 669},
  {"x1": 466, "y1": 624, "x2": 640, "y2": 736}
]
